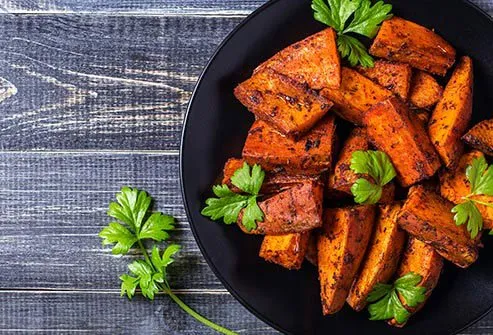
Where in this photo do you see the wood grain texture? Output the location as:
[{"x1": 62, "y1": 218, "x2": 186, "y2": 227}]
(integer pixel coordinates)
[
  {"x1": 0, "y1": 15, "x2": 240, "y2": 150},
  {"x1": 0, "y1": 0, "x2": 267, "y2": 14},
  {"x1": 0, "y1": 291, "x2": 274, "y2": 334}
]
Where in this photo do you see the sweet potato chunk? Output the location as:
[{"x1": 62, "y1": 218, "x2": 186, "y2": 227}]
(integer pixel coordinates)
[
  {"x1": 242, "y1": 116, "x2": 336, "y2": 175},
  {"x1": 397, "y1": 185, "x2": 479, "y2": 268},
  {"x1": 439, "y1": 151, "x2": 493, "y2": 229},
  {"x1": 364, "y1": 97, "x2": 441, "y2": 187},
  {"x1": 369, "y1": 17, "x2": 456, "y2": 76},
  {"x1": 320, "y1": 67, "x2": 393, "y2": 125},
  {"x1": 463, "y1": 119, "x2": 493, "y2": 157},
  {"x1": 409, "y1": 71, "x2": 443, "y2": 109},
  {"x1": 238, "y1": 181, "x2": 323, "y2": 235},
  {"x1": 429, "y1": 57, "x2": 474, "y2": 168},
  {"x1": 222, "y1": 158, "x2": 320, "y2": 195},
  {"x1": 259, "y1": 232, "x2": 310, "y2": 270},
  {"x1": 255, "y1": 28, "x2": 341, "y2": 90},
  {"x1": 357, "y1": 60, "x2": 412, "y2": 100},
  {"x1": 347, "y1": 204, "x2": 406, "y2": 311},
  {"x1": 328, "y1": 127, "x2": 395, "y2": 202},
  {"x1": 234, "y1": 68, "x2": 332, "y2": 137},
  {"x1": 389, "y1": 238, "x2": 443, "y2": 327},
  {"x1": 318, "y1": 206, "x2": 376, "y2": 315}
]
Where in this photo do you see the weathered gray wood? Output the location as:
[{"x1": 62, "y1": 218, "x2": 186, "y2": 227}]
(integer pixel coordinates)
[
  {"x1": 0, "y1": 291, "x2": 278, "y2": 334},
  {"x1": 0, "y1": 15, "x2": 241, "y2": 150},
  {"x1": 0, "y1": 152, "x2": 231, "y2": 290},
  {"x1": 0, "y1": 0, "x2": 491, "y2": 16},
  {"x1": 0, "y1": 0, "x2": 268, "y2": 14}
]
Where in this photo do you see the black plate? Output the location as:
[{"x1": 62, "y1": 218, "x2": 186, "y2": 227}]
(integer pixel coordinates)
[{"x1": 181, "y1": 1, "x2": 493, "y2": 334}]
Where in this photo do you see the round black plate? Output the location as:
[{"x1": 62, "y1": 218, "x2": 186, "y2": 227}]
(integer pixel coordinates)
[{"x1": 181, "y1": 1, "x2": 493, "y2": 334}]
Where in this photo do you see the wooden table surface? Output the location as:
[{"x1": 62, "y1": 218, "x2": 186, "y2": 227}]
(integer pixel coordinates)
[{"x1": 0, "y1": 1, "x2": 491, "y2": 334}]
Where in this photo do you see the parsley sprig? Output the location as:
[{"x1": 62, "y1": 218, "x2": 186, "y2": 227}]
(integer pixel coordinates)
[
  {"x1": 202, "y1": 162, "x2": 265, "y2": 231},
  {"x1": 350, "y1": 150, "x2": 396, "y2": 204},
  {"x1": 367, "y1": 272, "x2": 426, "y2": 324},
  {"x1": 100, "y1": 187, "x2": 237, "y2": 335},
  {"x1": 312, "y1": 0, "x2": 393, "y2": 67},
  {"x1": 452, "y1": 156, "x2": 493, "y2": 238}
]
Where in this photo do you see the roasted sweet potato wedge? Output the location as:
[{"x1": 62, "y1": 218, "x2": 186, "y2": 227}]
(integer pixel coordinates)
[
  {"x1": 364, "y1": 97, "x2": 441, "y2": 187},
  {"x1": 389, "y1": 238, "x2": 443, "y2": 327},
  {"x1": 234, "y1": 68, "x2": 333, "y2": 137},
  {"x1": 463, "y1": 119, "x2": 493, "y2": 157},
  {"x1": 357, "y1": 60, "x2": 412, "y2": 100},
  {"x1": 397, "y1": 185, "x2": 479, "y2": 268},
  {"x1": 318, "y1": 205, "x2": 376, "y2": 315},
  {"x1": 369, "y1": 17, "x2": 456, "y2": 76},
  {"x1": 328, "y1": 127, "x2": 395, "y2": 202},
  {"x1": 242, "y1": 116, "x2": 337, "y2": 175},
  {"x1": 409, "y1": 71, "x2": 444, "y2": 109},
  {"x1": 347, "y1": 204, "x2": 407, "y2": 311},
  {"x1": 222, "y1": 158, "x2": 320, "y2": 195},
  {"x1": 259, "y1": 232, "x2": 310, "y2": 270},
  {"x1": 255, "y1": 28, "x2": 341, "y2": 90},
  {"x1": 320, "y1": 67, "x2": 393, "y2": 125},
  {"x1": 429, "y1": 57, "x2": 474, "y2": 168},
  {"x1": 238, "y1": 181, "x2": 324, "y2": 235},
  {"x1": 439, "y1": 151, "x2": 493, "y2": 229}
]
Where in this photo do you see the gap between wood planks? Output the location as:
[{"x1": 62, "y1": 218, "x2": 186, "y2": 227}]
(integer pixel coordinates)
[
  {"x1": 0, "y1": 149, "x2": 181, "y2": 155},
  {"x1": 0, "y1": 10, "x2": 251, "y2": 18},
  {"x1": 0, "y1": 288, "x2": 229, "y2": 295}
]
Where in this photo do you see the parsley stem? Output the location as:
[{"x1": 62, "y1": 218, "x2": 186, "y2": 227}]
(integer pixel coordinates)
[
  {"x1": 469, "y1": 197, "x2": 493, "y2": 209},
  {"x1": 136, "y1": 241, "x2": 237, "y2": 335}
]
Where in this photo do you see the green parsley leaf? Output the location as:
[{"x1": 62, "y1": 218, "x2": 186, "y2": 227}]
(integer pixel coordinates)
[
  {"x1": 337, "y1": 34, "x2": 374, "y2": 67},
  {"x1": 138, "y1": 212, "x2": 175, "y2": 242},
  {"x1": 351, "y1": 178, "x2": 382, "y2": 205},
  {"x1": 202, "y1": 163, "x2": 265, "y2": 231},
  {"x1": 230, "y1": 162, "x2": 265, "y2": 195},
  {"x1": 367, "y1": 283, "x2": 392, "y2": 302},
  {"x1": 394, "y1": 272, "x2": 427, "y2": 308},
  {"x1": 350, "y1": 150, "x2": 396, "y2": 204},
  {"x1": 120, "y1": 274, "x2": 139, "y2": 299},
  {"x1": 108, "y1": 187, "x2": 151, "y2": 230},
  {"x1": 312, "y1": 0, "x2": 392, "y2": 67},
  {"x1": 343, "y1": 0, "x2": 393, "y2": 38},
  {"x1": 367, "y1": 272, "x2": 425, "y2": 324},
  {"x1": 452, "y1": 200, "x2": 483, "y2": 239},
  {"x1": 99, "y1": 222, "x2": 137, "y2": 255},
  {"x1": 468, "y1": 156, "x2": 493, "y2": 196}
]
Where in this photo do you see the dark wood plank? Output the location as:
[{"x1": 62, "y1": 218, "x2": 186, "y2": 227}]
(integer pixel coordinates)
[
  {"x1": 1, "y1": 0, "x2": 268, "y2": 14},
  {"x1": 0, "y1": 15, "x2": 241, "y2": 150},
  {"x1": 0, "y1": 152, "x2": 231, "y2": 290},
  {"x1": 0, "y1": 291, "x2": 277, "y2": 334},
  {"x1": 1, "y1": 0, "x2": 491, "y2": 16}
]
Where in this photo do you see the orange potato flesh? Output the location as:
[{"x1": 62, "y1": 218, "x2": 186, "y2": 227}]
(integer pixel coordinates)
[
  {"x1": 357, "y1": 60, "x2": 412, "y2": 100},
  {"x1": 255, "y1": 28, "x2": 341, "y2": 90},
  {"x1": 369, "y1": 17, "x2": 456, "y2": 76},
  {"x1": 364, "y1": 97, "x2": 441, "y2": 187},
  {"x1": 238, "y1": 181, "x2": 323, "y2": 235},
  {"x1": 409, "y1": 71, "x2": 443, "y2": 109},
  {"x1": 242, "y1": 116, "x2": 336, "y2": 175},
  {"x1": 397, "y1": 185, "x2": 479, "y2": 268},
  {"x1": 429, "y1": 56, "x2": 474, "y2": 168},
  {"x1": 347, "y1": 204, "x2": 407, "y2": 311},
  {"x1": 389, "y1": 238, "x2": 444, "y2": 327},
  {"x1": 320, "y1": 67, "x2": 393, "y2": 125},
  {"x1": 318, "y1": 206, "x2": 376, "y2": 315},
  {"x1": 259, "y1": 232, "x2": 310, "y2": 270},
  {"x1": 234, "y1": 68, "x2": 332, "y2": 138},
  {"x1": 462, "y1": 119, "x2": 493, "y2": 157}
]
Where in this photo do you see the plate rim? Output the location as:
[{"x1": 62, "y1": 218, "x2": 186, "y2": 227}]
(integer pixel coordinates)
[{"x1": 179, "y1": 1, "x2": 493, "y2": 333}]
